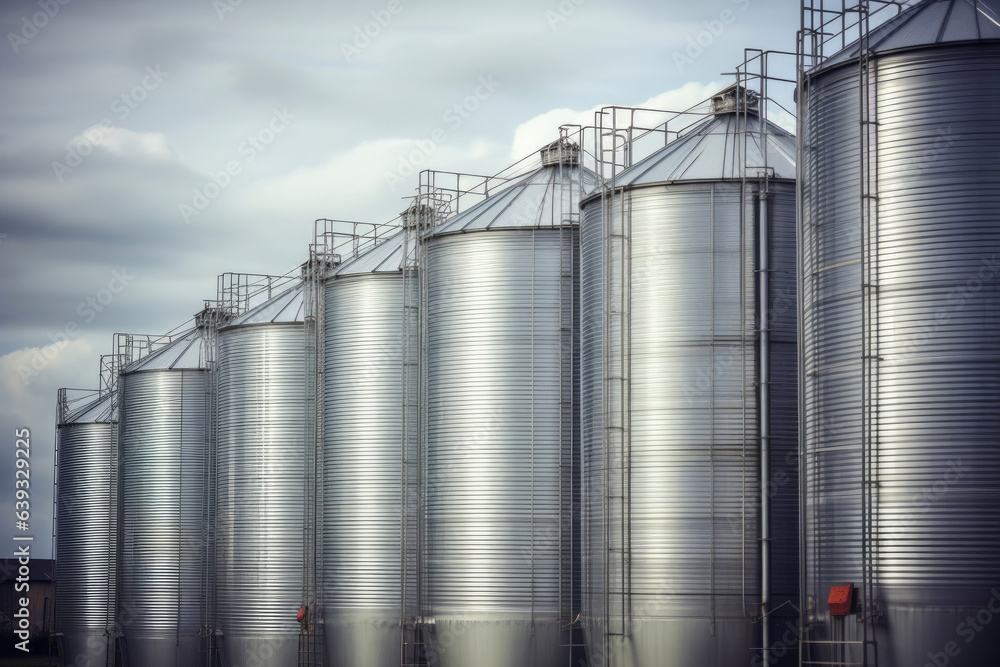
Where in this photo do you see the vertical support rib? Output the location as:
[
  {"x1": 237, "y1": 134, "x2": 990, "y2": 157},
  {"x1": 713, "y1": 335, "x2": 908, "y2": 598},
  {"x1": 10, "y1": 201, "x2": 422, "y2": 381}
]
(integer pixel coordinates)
[{"x1": 758, "y1": 185, "x2": 772, "y2": 667}]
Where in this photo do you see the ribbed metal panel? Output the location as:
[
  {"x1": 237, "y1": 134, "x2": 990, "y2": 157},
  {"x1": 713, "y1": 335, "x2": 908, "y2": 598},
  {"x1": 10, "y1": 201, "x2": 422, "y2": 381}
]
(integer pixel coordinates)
[
  {"x1": 580, "y1": 175, "x2": 798, "y2": 666},
  {"x1": 216, "y1": 320, "x2": 304, "y2": 666},
  {"x1": 119, "y1": 367, "x2": 208, "y2": 667},
  {"x1": 424, "y1": 228, "x2": 575, "y2": 667},
  {"x1": 580, "y1": 199, "x2": 606, "y2": 665},
  {"x1": 56, "y1": 397, "x2": 117, "y2": 667},
  {"x1": 767, "y1": 186, "x2": 799, "y2": 629},
  {"x1": 323, "y1": 271, "x2": 407, "y2": 667},
  {"x1": 800, "y1": 40, "x2": 1000, "y2": 666}
]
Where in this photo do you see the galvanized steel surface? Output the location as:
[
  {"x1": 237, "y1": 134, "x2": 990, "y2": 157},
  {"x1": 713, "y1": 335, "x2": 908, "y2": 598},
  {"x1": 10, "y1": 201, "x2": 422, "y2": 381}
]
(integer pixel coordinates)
[
  {"x1": 579, "y1": 143, "x2": 798, "y2": 664},
  {"x1": 602, "y1": 112, "x2": 797, "y2": 186},
  {"x1": 216, "y1": 312, "x2": 305, "y2": 664},
  {"x1": 227, "y1": 283, "x2": 304, "y2": 325},
  {"x1": 323, "y1": 271, "x2": 407, "y2": 666},
  {"x1": 800, "y1": 39, "x2": 1000, "y2": 665},
  {"x1": 818, "y1": 0, "x2": 1000, "y2": 70},
  {"x1": 425, "y1": 228, "x2": 576, "y2": 667},
  {"x1": 431, "y1": 163, "x2": 599, "y2": 235},
  {"x1": 330, "y1": 229, "x2": 406, "y2": 277},
  {"x1": 55, "y1": 393, "x2": 117, "y2": 667},
  {"x1": 119, "y1": 338, "x2": 209, "y2": 667}
]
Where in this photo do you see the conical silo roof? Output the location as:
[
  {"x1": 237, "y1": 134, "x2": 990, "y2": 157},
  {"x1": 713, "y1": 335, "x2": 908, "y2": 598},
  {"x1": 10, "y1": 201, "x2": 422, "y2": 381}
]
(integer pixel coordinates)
[
  {"x1": 123, "y1": 326, "x2": 211, "y2": 372},
  {"x1": 225, "y1": 283, "x2": 305, "y2": 326},
  {"x1": 429, "y1": 162, "x2": 600, "y2": 237},
  {"x1": 60, "y1": 391, "x2": 116, "y2": 424},
  {"x1": 818, "y1": 0, "x2": 1000, "y2": 70},
  {"x1": 604, "y1": 110, "x2": 796, "y2": 188},
  {"x1": 329, "y1": 230, "x2": 406, "y2": 277}
]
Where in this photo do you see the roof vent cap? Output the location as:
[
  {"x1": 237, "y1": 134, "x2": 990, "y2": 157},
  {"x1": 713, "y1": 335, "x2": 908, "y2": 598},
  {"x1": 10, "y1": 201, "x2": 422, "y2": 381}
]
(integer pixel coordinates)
[
  {"x1": 540, "y1": 138, "x2": 580, "y2": 166},
  {"x1": 712, "y1": 85, "x2": 759, "y2": 114}
]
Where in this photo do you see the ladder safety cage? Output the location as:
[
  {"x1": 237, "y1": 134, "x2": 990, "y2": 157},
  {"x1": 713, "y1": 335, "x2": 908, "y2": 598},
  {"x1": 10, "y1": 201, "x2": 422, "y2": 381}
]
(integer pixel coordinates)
[
  {"x1": 400, "y1": 195, "x2": 433, "y2": 667},
  {"x1": 731, "y1": 45, "x2": 803, "y2": 667},
  {"x1": 797, "y1": 2, "x2": 906, "y2": 665},
  {"x1": 299, "y1": 217, "x2": 396, "y2": 667},
  {"x1": 586, "y1": 101, "x2": 716, "y2": 650}
]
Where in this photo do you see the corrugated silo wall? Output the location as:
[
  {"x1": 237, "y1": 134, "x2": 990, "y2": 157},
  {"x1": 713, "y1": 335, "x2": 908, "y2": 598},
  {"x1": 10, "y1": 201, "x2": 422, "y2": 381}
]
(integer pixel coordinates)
[
  {"x1": 216, "y1": 322, "x2": 305, "y2": 666},
  {"x1": 323, "y1": 272, "x2": 409, "y2": 667},
  {"x1": 118, "y1": 369, "x2": 208, "y2": 667},
  {"x1": 55, "y1": 418, "x2": 117, "y2": 667},
  {"x1": 580, "y1": 179, "x2": 798, "y2": 667},
  {"x1": 424, "y1": 228, "x2": 577, "y2": 667},
  {"x1": 800, "y1": 42, "x2": 1000, "y2": 666}
]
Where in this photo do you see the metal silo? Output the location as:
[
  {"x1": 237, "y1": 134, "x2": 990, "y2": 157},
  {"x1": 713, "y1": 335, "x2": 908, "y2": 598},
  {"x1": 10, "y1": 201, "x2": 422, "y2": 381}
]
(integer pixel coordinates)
[
  {"x1": 798, "y1": 2, "x2": 1000, "y2": 665},
  {"x1": 423, "y1": 144, "x2": 596, "y2": 667},
  {"x1": 118, "y1": 314, "x2": 215, "y2": 667},
  {"x1": 578, "y1": 91, "x2": 798, "y2": 666},
  {"x1": 55, "y1": 388, "x2": 117, "y2": 667},
  {"x1": 216, "y1": 283, "x2": 305, "y2": 666},
  {"x1": 322, "y1": 228, "x2": 412, "y2": 666}
]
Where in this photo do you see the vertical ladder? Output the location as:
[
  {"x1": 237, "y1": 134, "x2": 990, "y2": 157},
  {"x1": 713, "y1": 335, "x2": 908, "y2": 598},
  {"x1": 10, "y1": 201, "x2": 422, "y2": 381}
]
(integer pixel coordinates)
[
  {"x1": 555, "y1": 129, "x2": 583, "y2": 666},
  {"x1": 50, "y1": 397, "x2": 63, "y2": 667},
  {"x1": 202, "y1": 310, "x2": 220, "y2": 667},
  {"x1": 796, "y1": 8, "x2": 817, "y2": 665},
  {"x1": 600, "y1": 116, "x2": 632, "y2": 652},
  {"x1": 796, "y1": 2, "x2": 894, "y2": 665},
  {"x1": 857, "y1": 4, "x2": 881, "y2": 666},
  {"x1": 106, "y1": 366, "x2": 121, "y2": 667},
  {"x1": 300, "y1": 245, "x2": 329, "y2": 667},
  {"x1": 401, "y1": 202, "x2": 430, "y2": 667}
]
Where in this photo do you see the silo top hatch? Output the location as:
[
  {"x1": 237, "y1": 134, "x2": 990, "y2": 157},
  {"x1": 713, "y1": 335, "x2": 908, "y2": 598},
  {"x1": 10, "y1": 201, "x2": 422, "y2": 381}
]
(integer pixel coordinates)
[{"x1": 816, "y1": 0, "x2": 1000, "y2": 71}]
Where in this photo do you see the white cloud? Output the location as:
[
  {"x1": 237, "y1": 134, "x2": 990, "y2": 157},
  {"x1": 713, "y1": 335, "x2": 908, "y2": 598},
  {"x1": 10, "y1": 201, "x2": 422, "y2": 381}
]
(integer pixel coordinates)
[
  {"x1": 0, "y1": 340, "x2": 95, "y2": 396},
  {"x1": 231, "y1": 135, "x2": 510, "y2": 228},
  {"x1": 510, "y1": 80, "x2": 726, "y2": 160},
  {"x1": 100, "y1": 128, "x2": 174, "y2": 160},
  {"x1": 66, "y1": 125, "x2": 176, "y2": 162}
]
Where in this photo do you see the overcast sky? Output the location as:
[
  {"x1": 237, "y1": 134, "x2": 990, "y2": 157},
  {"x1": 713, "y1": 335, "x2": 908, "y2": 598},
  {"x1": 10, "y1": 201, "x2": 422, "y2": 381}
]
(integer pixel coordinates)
[{"x1": 0, "y1": 0, "x2": 802, "y2": 557}]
